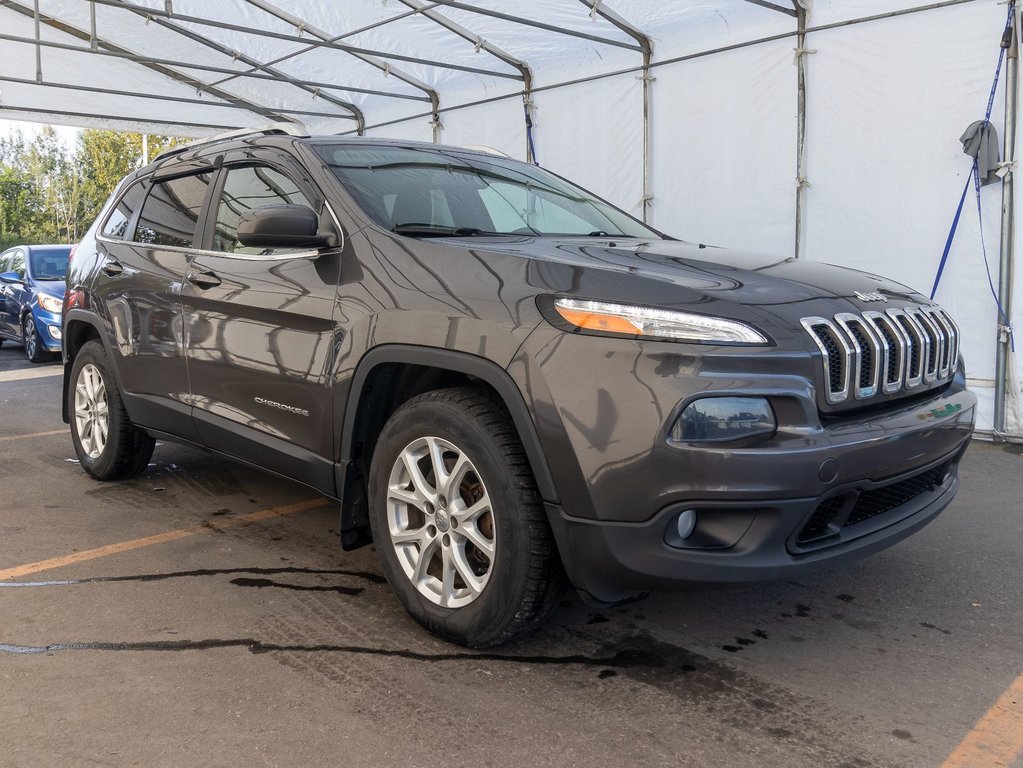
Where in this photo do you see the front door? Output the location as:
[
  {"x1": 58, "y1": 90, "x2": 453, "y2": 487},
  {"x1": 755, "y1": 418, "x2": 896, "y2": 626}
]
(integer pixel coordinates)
[{"x1": 181, "y1": 155, "x2": 343, "y2": 494}]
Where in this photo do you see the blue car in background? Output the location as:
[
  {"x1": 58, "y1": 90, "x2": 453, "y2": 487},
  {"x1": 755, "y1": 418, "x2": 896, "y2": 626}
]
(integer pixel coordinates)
[{"x1": 0, "y1": 244, "x2": 71, "y2": 363}]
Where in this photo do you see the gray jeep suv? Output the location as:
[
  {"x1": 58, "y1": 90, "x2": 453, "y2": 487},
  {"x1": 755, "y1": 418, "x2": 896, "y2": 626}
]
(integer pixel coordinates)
[{"x1": 63, "y1": 125, "x2": 976, "y2": 647}]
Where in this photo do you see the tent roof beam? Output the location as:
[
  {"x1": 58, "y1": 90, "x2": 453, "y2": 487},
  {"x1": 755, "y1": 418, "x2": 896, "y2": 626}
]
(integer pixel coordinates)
[
  {"x1": 577, "y1": 0, "x2": 652, "y2": 56},
  {"x1": 0, "y1": 30, "x2": 427, "y2": 103},
  {"x1": 0, "y1": 0, "x2": 289, "y2": 123},
  {"x1": 0, "y1": 103, "x2": 241, "y2": 132},
  {"x1": 88, "y1": 0, "x2": 523, "y2": 81},
  {"x1": 206, "y1": 3, "x2": 442, "y2": 90},
  {"x1": 424, "y1": 0, "x2": 643, "y2": 52},
  {"x1": 741, "y1": 0, "x2": 798, "y2": 17},
  {"x1": 103, "y1": 3, "x2": 365, "y2": 129},
  {"x1": 397, "y1": 0, "x2": 532, "y2": 90},
  {"x1": 0, "y1": 75, "x2": 358, "y2": 120}
]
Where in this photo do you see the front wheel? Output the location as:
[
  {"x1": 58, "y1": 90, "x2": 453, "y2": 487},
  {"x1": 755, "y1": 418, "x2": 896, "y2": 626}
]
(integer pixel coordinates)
[
  {"x1": 69, "y1": 340, "x2": 155, "y2": 480},
  {"x1": 368, "y1": 388, "x2": 565, "y2": 648},
  {"x1": 23, "y1": 314, "x2": 50, "y2": 363}
]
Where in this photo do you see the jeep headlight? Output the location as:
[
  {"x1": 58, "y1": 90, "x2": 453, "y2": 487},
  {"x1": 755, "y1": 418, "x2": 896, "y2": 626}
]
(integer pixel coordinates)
[{"x1": 550, "y1": 298, "x2": 769, "y2": 345}]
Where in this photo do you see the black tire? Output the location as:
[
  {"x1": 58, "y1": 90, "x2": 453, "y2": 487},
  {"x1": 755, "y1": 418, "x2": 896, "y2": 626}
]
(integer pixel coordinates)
[
  {"x1": 23, "y1": 314, "x2": 50, "y2": 363},
  {"x1": 69, "y1": 340, "x2": 155, "y2": 481},
  {"x1": 368, "y1": 387, "x2": 565, "y2": 648}
]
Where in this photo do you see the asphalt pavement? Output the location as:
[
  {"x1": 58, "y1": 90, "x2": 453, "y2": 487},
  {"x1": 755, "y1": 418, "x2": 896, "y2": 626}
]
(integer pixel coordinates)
[{"x1": 1, "y1": 342, "x2": 1021, "y2": 768}]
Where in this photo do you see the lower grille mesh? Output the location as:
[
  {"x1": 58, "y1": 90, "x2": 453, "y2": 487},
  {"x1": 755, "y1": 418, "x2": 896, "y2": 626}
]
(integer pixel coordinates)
[{"x1": 796, "y1": 460, "x2": 953, "y2": 547}]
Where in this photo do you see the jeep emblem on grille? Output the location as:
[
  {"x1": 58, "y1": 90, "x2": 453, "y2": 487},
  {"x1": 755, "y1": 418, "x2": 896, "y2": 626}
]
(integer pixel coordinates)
[{"x1": 854, "y1": 290, "x2": 887, "y2": 302}]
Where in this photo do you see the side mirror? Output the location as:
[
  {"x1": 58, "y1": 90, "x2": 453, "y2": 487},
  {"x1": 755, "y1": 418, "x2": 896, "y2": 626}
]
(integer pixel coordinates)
[
  {"x1": 236, "y1": 204, "x2": 337, "y2": 250},
  {"x1": 0, "y1": 271, "x2": 24, "y2": 285}
]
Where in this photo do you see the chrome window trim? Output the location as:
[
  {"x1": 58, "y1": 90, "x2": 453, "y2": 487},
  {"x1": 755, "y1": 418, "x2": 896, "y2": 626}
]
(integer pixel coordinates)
[{"x1": 800, "y1": 316, "x2": 852, "y2": 405}]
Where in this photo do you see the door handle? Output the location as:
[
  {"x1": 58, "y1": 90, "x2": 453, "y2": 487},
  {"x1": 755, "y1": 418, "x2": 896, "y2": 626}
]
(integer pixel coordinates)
[
  {"x1": 186, "y1": 270, "x2": 222, "y2": 289},
  {"x1": 100, "y1": 259, "x2": 123, "y2": 276}
]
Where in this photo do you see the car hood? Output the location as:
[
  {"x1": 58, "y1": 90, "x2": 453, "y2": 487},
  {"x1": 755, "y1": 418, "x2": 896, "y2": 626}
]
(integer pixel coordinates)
[
  {"x1": 453, "y1": 236, "x2": 929, "y2": 331},
  {"x1": 34, "y1": 280, "x2": 66, "y2": 299}
]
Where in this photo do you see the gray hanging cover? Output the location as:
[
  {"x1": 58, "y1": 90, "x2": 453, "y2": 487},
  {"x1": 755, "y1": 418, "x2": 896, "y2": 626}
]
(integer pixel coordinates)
[{"x1": 960, "y1": 120, "x2": 1001, "y2": 185}]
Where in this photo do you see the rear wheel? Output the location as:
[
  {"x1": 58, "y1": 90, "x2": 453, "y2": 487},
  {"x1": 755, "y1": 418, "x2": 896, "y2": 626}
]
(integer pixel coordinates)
[
  {"x1": 23, "y1": 314, "x2": 49, "y2": 363},
  {"x1": 69, "y1": 340, "x2": 155, "y2": 480},
  {"x1": 368, "y1": 387, "x2": 564, "y2": 648}
]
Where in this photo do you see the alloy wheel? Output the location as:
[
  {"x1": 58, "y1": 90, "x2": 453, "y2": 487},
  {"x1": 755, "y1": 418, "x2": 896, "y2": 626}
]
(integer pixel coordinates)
[
  {"x1": 23, "y1": 316, "x2": 38, "y2": 360},
  {"x1": 74, "y1": 363, "x2": 110, "y2": 460},
  {"x1": 386, "y1": 436, "x2": 496, "y2": 608}
]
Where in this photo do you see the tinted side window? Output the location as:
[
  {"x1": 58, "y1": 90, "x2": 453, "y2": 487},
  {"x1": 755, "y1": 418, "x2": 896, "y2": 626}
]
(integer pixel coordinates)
[
  {"x1": 102, "y1": 181, "x2": 146, "y2": 239},
  {"x1": 134, "y1": 173, "x2": 213, "y2": 248},
  {"x1": 213, "y1": 165, "x2": 313, "y2": 255},
  {"x1": 0, "y1": 251, "x2": 11, "y2": 274}
]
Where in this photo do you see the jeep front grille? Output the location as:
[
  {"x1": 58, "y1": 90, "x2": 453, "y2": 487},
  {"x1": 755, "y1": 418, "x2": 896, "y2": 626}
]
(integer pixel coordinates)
[{"x1": 801, "y1": 307, "x2": 958, "y2": 406}]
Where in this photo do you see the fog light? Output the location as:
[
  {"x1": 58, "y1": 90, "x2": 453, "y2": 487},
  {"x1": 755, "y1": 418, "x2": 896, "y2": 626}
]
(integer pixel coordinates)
[
  {"x1": 48, "y1": 325, "x2": 62, "y2": 340},
  {"x1": 675, "y1": 509, "x2": 697, "y2": 540},
  {"x1": 670, "y1": 397, "x2": 776, "y2": 443}
]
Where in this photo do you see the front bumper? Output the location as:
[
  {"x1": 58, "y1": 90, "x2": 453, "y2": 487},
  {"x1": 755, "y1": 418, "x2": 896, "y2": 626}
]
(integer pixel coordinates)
[
  {"x1": 513, "y1": 329, "x2": 976, "y2": 602},
  {"x1": 31, "y1": 308, "x2": 63, "y2": 351},
  {"x1": 548, "y1": 440, "x2": 968, "y2": 603}
]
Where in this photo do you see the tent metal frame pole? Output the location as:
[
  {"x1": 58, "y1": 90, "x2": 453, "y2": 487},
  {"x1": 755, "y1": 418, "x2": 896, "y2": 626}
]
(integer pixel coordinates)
[
  {"x1": 794, "y1": 2, "x2": 808, "y2": 260},
  {"x1": 742, "y1": 0, "x2": 798, "y2": 17},
  {"x1": 343, "y1": 0, "x2": 981, "y2": 138},
  {"x1": 397, "y1": 0, "x2": 535, "y2": 159},
  {"x1": 106, "y1": 5, "x2": 365, "y2": 131},
  {"x1": 240, "y1": 0, "x2": 444, "y2": 142},
  {"x1": 0, "y1": 31, "x2": 425, "y2": 103},
  {"x1": 578, "y1": 0, "x2": 653, "y2": 222},
  {"x1": 1, "y1": 0, "x2": 292, "y2": 124},
  {"x1": 995, "y1": 10, "x2": 1019, "y2": 438},
  {"x1": 0, "y1": 103, "x2": 241, "y2": 131},
  {"x1": 0, "y1": 75, "x2": 359, "y2": 120},
  {"x1": 425, "y1": 0, "x2": 642, "y2": 52},
  {"x1": 87, "y1": 0, "x2": 521, "y2": 81},
  {"x1": 207, "y1": 4, "x2": 442, "y2": 90}
]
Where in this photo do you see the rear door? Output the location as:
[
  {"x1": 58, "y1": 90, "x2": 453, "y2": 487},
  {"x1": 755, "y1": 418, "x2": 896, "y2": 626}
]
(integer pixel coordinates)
[
  {"x1": 92, "y1": 169, "x2": 215, "y2": 439},
  {"x1": 181, "y1": 149, "x2": 343, "y2": 493}
]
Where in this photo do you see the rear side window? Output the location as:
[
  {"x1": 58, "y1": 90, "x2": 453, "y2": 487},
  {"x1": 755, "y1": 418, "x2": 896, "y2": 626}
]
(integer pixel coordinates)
[
  {"x1": 134, "y1": 172, "x2": 213, "y2": 248},
  {"x1": 102, "y1": 182, "x2": 146, "y2": 239},
  {"x1": 212, "y1": 165, "x2": 313, "y2": 255}
]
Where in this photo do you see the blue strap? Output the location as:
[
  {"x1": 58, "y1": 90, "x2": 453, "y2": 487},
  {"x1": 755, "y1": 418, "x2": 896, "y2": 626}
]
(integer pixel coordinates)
[
  {"x1": 930, "y1": 0, "x2": 1015, "y2": 306},
  {"x1": 930, "y1": 169, "x2": 973, "y2": 300}
]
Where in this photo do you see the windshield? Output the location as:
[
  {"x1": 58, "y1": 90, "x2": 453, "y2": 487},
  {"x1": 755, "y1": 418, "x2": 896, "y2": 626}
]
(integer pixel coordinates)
[
  {"x1": 29, "y1": 246, "x2": 71, "y2": 280},
  {"x1": 314, "y1": 144, "x2": 661, "y2": 239}
]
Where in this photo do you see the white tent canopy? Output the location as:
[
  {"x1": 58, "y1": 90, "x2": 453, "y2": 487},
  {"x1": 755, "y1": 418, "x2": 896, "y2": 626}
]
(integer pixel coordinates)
[{"x1": 1, "y1": 0, "x2": 1020, "y2": 436}]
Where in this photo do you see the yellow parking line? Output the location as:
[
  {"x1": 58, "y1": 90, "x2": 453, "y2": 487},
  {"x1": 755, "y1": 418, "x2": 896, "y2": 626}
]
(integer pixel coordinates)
[
  {"x1": 0, "y1": 429, "x2": 67, "y2": 443},
  {"x1": 941, "y1": 672, "x2": 1023, "y2": 768},
  {"x1": 0, "y1": 368, "x2": 62, "y2": 383},
  {"x1": 0, "y1": 498, "x2": 328, "y2": 581}
]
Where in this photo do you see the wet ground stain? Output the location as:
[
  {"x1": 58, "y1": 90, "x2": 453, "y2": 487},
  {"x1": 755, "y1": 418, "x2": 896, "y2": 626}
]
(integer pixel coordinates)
[
  {"x1": 0, "y1": 566, "x2": 387, "y2": 588},
  {"x1": 230, "y1": 577, "x2": 363, "y2": 597}
]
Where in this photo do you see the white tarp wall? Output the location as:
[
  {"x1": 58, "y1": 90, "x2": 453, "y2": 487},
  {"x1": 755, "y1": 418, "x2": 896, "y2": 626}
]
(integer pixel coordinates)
[{"x1": 1, "y1": 0, "x2": 1020, "y2": 434}]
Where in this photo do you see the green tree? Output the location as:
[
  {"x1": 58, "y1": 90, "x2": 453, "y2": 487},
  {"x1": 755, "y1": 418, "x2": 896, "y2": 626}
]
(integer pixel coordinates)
[{"x1": 0, "y1": 126, "x2": 182, "y2": 249}]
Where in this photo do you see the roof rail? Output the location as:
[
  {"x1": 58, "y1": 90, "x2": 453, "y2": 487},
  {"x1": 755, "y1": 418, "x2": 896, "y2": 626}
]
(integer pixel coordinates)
[{"x1": 154, "y1": 121, "x2": 309, "y2": 161}]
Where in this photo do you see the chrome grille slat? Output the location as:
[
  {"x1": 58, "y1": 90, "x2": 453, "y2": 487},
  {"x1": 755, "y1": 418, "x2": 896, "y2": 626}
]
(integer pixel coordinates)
[{"x1": 802, "y1": 305, "x2": 958, "y2": 407}]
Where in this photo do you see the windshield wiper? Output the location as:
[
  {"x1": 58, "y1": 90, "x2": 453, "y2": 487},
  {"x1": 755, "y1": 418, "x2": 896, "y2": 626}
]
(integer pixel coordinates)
[{"x1": 391, "y1": 223, "x2": 500, "y2": 237}]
